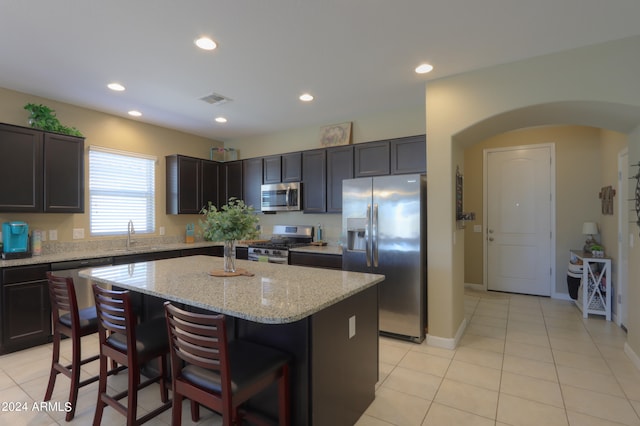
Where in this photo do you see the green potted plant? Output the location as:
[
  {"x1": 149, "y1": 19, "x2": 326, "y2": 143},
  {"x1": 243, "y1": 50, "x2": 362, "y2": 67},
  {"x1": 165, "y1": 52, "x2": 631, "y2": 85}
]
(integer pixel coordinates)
[
  {"x1": 24, "y1": 103, "x2": 83, "y2": 137},
  {"x1": 200, "y1": 197, "x2": 259, "y2": 272}
]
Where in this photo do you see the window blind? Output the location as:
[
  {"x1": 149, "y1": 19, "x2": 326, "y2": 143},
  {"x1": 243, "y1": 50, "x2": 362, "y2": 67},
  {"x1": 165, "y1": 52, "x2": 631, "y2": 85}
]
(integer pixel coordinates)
[{"x1": 89, "y1": 147, "x2": 156, "y2": 236}]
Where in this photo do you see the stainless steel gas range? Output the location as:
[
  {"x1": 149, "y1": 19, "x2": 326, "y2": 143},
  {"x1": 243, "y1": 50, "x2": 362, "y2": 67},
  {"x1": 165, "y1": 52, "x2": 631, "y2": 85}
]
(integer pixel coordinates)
[{"x1": 247, "y1": 225, "x2": 313, "y2": 264}]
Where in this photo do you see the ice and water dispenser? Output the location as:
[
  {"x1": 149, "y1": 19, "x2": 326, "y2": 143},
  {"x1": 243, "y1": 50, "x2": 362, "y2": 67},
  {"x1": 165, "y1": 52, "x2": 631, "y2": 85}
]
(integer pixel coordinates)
[{"x1": 346, "y1": 217, "x2": 367, "y2": 251}]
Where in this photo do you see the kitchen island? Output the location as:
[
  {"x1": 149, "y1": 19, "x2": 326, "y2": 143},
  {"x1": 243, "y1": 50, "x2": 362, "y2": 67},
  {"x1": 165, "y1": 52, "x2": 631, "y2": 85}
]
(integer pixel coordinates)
[{"x1": 80, "y1": 255, "x2": 384, "y2": 426}]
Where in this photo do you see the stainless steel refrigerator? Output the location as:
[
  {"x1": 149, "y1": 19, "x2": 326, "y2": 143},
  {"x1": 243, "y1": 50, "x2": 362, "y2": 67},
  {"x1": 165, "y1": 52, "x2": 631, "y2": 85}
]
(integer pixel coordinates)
[{"x1": 341, "y1": 174, "x2": 427, "y2": 343}]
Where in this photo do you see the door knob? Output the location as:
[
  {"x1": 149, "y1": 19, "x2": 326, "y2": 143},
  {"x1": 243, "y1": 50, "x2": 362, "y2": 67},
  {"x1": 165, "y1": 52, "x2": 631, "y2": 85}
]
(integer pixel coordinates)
[
  {"x1": 489, "y1": 237, "x2": 494, "y2": 241},
  {"x1": 488, "y1": 229, "x2": 494, "y2": 234}
]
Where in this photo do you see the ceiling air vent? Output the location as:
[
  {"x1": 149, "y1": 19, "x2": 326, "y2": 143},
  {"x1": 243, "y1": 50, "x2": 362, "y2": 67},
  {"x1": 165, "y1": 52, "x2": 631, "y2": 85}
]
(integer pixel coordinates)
[{"x1": 200, "y1": 92, "x2": 232, "y2": 105}]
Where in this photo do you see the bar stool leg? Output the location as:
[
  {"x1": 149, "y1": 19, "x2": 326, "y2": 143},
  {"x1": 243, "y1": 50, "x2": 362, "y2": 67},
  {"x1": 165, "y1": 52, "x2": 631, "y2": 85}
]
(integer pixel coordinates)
[
  {"x1": 65, "y1": 333, "x2": 83, "y2": 421},
  {"x1": 278, "y1": 364, "x2": 290, "y2": 426},
  {"x1": 44, "y1": 329, "x2": 61, "y2": 402},
  {"x1": 126, "y1": 370, "x2": 140, "y2": 426},
  {"x1": 92, "y1": 355, "x2": 108, "y2": 426}
]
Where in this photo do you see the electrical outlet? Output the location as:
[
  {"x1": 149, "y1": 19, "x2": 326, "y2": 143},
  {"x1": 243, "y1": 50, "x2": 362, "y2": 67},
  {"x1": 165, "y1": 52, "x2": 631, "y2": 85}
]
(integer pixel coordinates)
[
  {"x1": 473, "y1": 225, "x2": 482, "y2": 233},
  {"x1": 40, "y1": 231, "x2": 46, "y2": 242},
  {"x1": 72, "y1": 228, "x2": 85, "y2": 239},
  {"x1": 49, "y1": 230, "x2": 58, "y2": 241},
  {"x1": 159, "y1": 226, "x2": 165, "y2": 236},
  {"x1": 349, "y1": 315, "x2": 356, "y2": 339}
]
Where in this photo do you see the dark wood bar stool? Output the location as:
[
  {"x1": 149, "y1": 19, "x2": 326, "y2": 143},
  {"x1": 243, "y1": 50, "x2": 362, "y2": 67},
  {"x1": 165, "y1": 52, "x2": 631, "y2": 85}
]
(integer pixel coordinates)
[
  {"x1": 92, "y1": 284, "x2": 171, "y2": 426},
  {"x1": 164, "y1": 302, "x2": 291, "y2": 426},
  {"x1": 44, "y1": 272, "x2": 100, "y2": 421}
]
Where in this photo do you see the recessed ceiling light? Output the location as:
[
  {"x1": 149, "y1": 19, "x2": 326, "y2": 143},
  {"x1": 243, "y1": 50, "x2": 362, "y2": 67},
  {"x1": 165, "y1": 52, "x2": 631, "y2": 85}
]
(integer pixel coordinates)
[
  {"x1": 195, "y1": 37, "x2": 217, "y2": 51},
  {"x1": 107, "y1": 83, "x2": 125, "y2": 91},
  {"x1": 415, "y1": 63, "x2": 434, "y2": 74},
  {"x1": 128, "y1": 110, "x2": 142, "y2": 117},
  {"x1": 215, "y1": 117, "x2": 227, "y2": 123},
  {"x1": 299, "y1": 93, "x2": 314, "y2": 102}
]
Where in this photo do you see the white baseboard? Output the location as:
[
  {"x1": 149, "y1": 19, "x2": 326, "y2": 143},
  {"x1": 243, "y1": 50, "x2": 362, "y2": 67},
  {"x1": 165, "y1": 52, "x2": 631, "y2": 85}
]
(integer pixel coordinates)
[
  {"x1": 624, "y1": 342, "x2": 640, "y2": 372},
  {"x1": 426, "y1": 317, "x2": 468, "y2": 350},
  {"x1": 552, "y1": 292, "x2": 573, "y2": 301},
  {"x1": 464, "y1": 283, "x2": 485, "y2": 291}
]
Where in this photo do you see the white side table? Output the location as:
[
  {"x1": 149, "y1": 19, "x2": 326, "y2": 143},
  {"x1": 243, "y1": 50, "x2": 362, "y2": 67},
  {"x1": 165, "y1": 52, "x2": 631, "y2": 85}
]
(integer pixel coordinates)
[{"x1": 570, "y1": 250, "x2": 611, "y2": 321}]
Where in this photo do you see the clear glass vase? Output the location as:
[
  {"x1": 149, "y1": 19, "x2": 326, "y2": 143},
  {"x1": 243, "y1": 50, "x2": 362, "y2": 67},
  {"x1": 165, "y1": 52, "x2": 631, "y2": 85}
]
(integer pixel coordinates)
[{"x1": 223, "y1": 240, "x2": 236, "y2": 273}]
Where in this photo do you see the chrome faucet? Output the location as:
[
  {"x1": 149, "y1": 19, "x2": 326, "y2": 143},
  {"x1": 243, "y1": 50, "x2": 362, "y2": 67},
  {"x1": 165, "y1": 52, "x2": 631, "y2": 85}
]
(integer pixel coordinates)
[{"x1": 127, "y1": 220, "x2": 135, "y2": 249}]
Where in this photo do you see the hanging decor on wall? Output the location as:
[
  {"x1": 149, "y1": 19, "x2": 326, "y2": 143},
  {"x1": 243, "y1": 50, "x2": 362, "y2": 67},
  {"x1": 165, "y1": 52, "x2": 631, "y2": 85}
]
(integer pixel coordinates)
[
  {"x1": 455, "y1": 166, "x2": 475, "y2": 228},
  {"x1": 630, "y1": 162, "x2": 640, "y2": 235},
  {"x1": 599, "y1": 185, "x2": 616, "y2": 215},
  {"x1": 318, "y1": 122, "x2": 352, "y2": 147}
]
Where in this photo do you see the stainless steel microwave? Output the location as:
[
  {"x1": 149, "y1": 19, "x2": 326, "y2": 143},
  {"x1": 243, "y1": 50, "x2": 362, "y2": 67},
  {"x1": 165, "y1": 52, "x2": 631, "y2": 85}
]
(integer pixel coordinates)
[{"x1": 261, "y1": 182, "x2": 301, "y2": 211}]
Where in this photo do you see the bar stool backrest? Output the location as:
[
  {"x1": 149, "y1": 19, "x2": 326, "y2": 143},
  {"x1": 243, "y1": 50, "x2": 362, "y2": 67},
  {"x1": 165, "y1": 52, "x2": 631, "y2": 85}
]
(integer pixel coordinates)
[
  {"x1": 164, "y1": 303, "x2": 232, "y2": 399},
  {"x1": 47, "y1": 272, "x2": 79, "y2": 327},
  {"x1": 92, "y1": 284, "x2": 138, "y2": 361}
]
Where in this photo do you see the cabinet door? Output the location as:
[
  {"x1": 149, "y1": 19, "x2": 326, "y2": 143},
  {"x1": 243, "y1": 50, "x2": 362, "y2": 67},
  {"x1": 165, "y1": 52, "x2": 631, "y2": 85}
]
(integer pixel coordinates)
[
  {"x1": 391, "y1": 135, "x2": 426, "y2": 175},
  {"x1": 289, "y1": 252, "x2": 342, "y2": 269},
  {"x1": 243, "y1": 157, "x2": 263, "y2": 211},
  {"x1": 355, "y1": 141, "x2": 390, "y2": 177},
  {"x1": 1, "y1": 264, "x2": 51, "y2": 354},
  {"x1": 201, "y1": 160, "x2": 219, "y2": 210},
  {"x1": 263, "y1": 155, "x2": 281, "y2": 184},
  {"x1": 302, "y1": 149, "x2": 327, "y2": 213},
  {"x1": 282, "y1": 152, "x2": 302, "y2": 182},
  {"x1": 178, "y1": 156, "x2": 201, "y2": 214},
  {"x1": 43, "y1": 133, "x2": 85, "y2": 212},
  {"x1": 0, "y1": 124, "x2": 43, "y2": 212},
  {"x1": 220, "y1": 160, "x2": 243, "y2": 205},
  {"x1": 327, "y1": 146, "x2": 353, "y2": 213}
]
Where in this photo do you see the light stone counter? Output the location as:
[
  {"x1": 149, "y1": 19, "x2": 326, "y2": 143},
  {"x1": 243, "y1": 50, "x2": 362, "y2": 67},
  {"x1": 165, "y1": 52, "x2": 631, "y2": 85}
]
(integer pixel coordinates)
[
  {"x1": 79, "y1": 255, "x2": 384, "y2": 324},
  {"x1": 0, "y1": 241, "x2": 228, "y2": 268}
]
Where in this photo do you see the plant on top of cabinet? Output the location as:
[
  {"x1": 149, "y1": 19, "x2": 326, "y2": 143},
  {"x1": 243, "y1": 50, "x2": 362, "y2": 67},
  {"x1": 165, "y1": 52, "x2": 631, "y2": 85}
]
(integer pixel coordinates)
[{"x1": 24, "y1": 103, "x2": 83, "y2": 137}]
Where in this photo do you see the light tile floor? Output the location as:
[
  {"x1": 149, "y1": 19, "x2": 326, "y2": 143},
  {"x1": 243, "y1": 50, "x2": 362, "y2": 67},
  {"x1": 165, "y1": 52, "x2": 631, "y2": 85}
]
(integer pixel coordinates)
[
  {"x1": 1, "y1": 289, "x2": 639, "y2": 425},
  {"x1": 357, "y1": 289, "x2": 640, "y2": 426}
]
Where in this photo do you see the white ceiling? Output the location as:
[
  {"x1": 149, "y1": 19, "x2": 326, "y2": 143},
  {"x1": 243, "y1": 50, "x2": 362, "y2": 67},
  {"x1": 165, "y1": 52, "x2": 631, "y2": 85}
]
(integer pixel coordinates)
[{"x1": 2, "y1": 1, "x2": 640, "y2": 142}]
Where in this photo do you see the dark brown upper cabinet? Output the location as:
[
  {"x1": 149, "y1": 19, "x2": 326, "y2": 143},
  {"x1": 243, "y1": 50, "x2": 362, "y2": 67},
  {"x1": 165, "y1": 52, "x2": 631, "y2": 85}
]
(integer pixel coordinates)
[
  {"x1": 326, "y1": 145, "x2": 354, "y2": 213},
  {"x1": 354, "y1": 141, "x2": 390, "y2": 177},
  {"x1": 390, "y1": 135, "x2": 426, "y2": 175},
  {"x1": 263, "y1": 155, "x2": 281, "y2": 184},
  {"x1": 0, "y1": 123, "x2": 84, "y2": 213},
  {"x1": 44, "y1": 132, "x2": 85, "y2": 212},
  {"x1": 242, "y1": 157, "x2": 263, "y2": 212},
  {"x1": 219, "y1": 160, "x2": 243, "y2": 205},
  {"x1": 281, "y1": 152, "x2": 302, "y2": 182},
  {"x1": 263, "y1": 152, "x2": 302, "y2": 184},
  {"x1": 302, "y1": 149, "x2": 327, "y2": 213},
  {"x1": 166, "y1": 155, "x2": 219, "y2": 214}
]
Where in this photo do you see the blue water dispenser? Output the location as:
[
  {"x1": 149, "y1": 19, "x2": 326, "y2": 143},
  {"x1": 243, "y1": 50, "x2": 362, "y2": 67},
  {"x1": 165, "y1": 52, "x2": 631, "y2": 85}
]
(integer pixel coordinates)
[{"x1": 2, "y1": 221, "x2": 29, "y2": 253}]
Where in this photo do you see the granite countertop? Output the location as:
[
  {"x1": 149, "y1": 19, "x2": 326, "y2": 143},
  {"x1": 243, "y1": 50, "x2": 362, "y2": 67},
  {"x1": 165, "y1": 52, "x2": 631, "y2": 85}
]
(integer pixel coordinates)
[
  {"x1": 79, "y1": 255, "x2": 383, "y2": 324},
  {"x1": 0, "y1": 241, "x2": 225, "y2": 268}
]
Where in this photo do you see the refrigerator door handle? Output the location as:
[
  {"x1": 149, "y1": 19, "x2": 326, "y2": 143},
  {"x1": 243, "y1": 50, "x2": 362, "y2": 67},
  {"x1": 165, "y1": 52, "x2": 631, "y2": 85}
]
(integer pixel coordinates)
[
  {"x1": 373, "y1": 203, "x2": 379, "y2": 267},
  {"x1": 366, "y1": 203, "x2": 372, "y2": 267}
]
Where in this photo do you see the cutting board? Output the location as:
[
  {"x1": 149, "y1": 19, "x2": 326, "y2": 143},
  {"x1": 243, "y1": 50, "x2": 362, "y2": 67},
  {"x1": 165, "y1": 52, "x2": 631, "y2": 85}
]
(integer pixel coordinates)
[{"x1": 208, "y1": 268, "x2": 255, "y2": 277}]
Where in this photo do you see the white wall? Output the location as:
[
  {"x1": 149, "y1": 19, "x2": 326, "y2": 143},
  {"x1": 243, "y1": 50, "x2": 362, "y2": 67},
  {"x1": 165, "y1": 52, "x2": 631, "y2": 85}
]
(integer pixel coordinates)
[{"x1": 426, "y1": 35, "x2": 640, "y2": 356}]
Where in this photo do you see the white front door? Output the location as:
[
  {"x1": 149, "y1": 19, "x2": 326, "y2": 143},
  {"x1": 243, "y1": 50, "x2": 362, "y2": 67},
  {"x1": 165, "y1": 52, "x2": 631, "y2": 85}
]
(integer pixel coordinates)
[{"x1": 486, "y1": 145, "x2": 553, "y2": 296}]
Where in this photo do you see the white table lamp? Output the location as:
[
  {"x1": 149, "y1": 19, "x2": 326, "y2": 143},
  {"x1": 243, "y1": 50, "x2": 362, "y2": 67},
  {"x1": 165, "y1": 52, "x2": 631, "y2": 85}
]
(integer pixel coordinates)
[{"x1": 582, "y1": 221, "x2": 599, "y2": 252}]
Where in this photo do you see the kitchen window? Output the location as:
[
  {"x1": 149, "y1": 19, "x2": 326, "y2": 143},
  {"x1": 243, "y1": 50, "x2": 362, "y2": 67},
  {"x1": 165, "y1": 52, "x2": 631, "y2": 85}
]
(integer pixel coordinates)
[{"x1": 89, "y1": 146, "x2": 156, "y2": 236}]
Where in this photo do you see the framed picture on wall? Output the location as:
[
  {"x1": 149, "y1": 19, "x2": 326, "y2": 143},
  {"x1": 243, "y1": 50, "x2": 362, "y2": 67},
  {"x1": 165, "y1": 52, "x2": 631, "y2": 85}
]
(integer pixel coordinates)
[{"x1": 318, "y1": 122, "x2": 352, "y2": 147}]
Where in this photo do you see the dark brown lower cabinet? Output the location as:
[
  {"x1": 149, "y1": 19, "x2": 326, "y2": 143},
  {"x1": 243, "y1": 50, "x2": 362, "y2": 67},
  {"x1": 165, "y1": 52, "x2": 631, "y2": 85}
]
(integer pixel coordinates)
[
  {"x1": 0, "y1": 264, "x2": 51, "y2": 354},
  {"x1": 289, "y1": 252, "x2": 342, "y2": 269}
]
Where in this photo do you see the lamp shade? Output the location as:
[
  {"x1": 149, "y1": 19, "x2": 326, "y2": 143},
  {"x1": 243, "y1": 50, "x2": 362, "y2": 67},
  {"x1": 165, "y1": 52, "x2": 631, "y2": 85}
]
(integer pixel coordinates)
[{"x1": 582, "y1": 222, "x2": 598, "y2": 235}]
